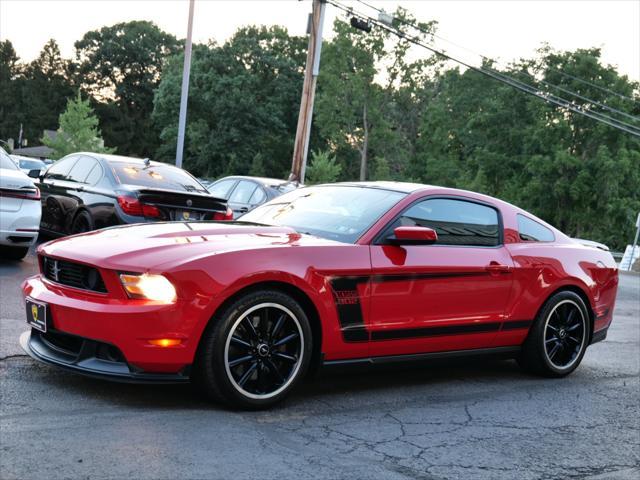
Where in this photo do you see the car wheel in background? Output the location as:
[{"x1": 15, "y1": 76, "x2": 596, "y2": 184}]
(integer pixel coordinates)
[
  {"x1": 194, "y1": 289, "x2": 313, "y2": 409},
  {"x1": 71, "y1": 210, "x2": 94, "y2": 235},
  {"x1": 0, "y1": 246, "x2": 29, "y2": 260},
  {"x1": 518, "y1": 291, "x2": 590, "y2": 377}
]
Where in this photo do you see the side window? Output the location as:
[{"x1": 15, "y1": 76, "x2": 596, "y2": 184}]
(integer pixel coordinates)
[
  {"x1": 249, "y1": 186, "x2": 267, "y2": 205},
  {"x1": 229, "y1": 180, "x2": 257, "y2": 204},
  {"x1": 388, "y1": 198, "x2": 501, "y2": 247},
  {"x1": 67, "y1": 157, "x2": 98, "y2": 183},
  {"x1": 84, "y1": 162, "x2": 104, "y2": 186},
  {"x1": 45, "y1": 156, "x2": 79, "y2": 180},
  {"x1": 518, "y1": 214, "x2": 555, "y2": 242},
  {"x1": 208, "y1": 179, "x2": 237, "y2": 199}
]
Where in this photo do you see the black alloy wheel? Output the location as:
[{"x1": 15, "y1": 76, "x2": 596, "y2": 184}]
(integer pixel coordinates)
[
  {"x1": 71, "y1": 211, "x2": 93, "y2": 234},
  {"x1": 194, "y1": 289, "x2": 312, "y2": 409},
  {"x1": 224, "y1": 303, "x2": 304, "y2": 400},
  {"x1": 543, "y1": 300, "x2": 587, "y2": 369},
  {"x1": 518, "y1": 290, "x2": 590, "y2": 377}
]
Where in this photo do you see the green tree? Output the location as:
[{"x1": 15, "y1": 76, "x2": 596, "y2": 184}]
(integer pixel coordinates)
[
  {"x1": 0, "y1": 40, "x2": 24, "y2": 145},
  {"x1": 315, "y1": 9, "x2": 437, "y2": 180},
  {"x1": 75, "y1": 21, "x2": 180, "y2": 156},
  {"x1": 20, "y1": 40, "x2": 75, "y2": 143},
  {"x1": 153, "y1": 26, "x2": 306, "y2": 178},
  {"x1": 43, "y1": 92, "x2": 114, "y2": 159},
  {"x1": 305, "y1": 150, "x2": 342, "y2": 184}
]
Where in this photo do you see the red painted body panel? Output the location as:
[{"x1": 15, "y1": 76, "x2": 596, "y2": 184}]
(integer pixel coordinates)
[{"x1": 22, "y1": 184, "x2": 619, "y2": 376}]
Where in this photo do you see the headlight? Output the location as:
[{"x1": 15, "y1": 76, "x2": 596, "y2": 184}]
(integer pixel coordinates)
[{"x1": 119, "y1": 273, "x2": 177, "y2": 303}]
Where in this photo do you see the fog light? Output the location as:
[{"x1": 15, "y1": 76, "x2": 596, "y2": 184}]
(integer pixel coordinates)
[
  {"x1": 119, "y1": 273, "x2": 177, "y2": 303},
  {"x1": 148, "y1": 338, "x2": 182, "y2": 347}
]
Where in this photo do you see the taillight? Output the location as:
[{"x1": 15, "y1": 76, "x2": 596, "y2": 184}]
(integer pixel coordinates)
[
  {"x1": 117, "y1": 195, "x2": 162, "y2": 218},
  {"x1": 142, "y1": 204, "x2": 161, "y2": 218},
  {"x1": 0, "y1": 186, "x2": 40, "y2": 200},
  {"x1": 213, "y1": 207, "x2": 233, "y2": 221},
  {"x1": 117, "y1": 195, "x2": 143, "y2": 216}
]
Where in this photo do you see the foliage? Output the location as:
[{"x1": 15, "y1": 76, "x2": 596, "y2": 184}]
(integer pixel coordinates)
[
  {"x1": 0, "y1": 39, "x2": 75, "y2": 147},
  {"x1": 305, "y1": 150, "x2": 342, "y2": 184},
  {"x1": 43, "y1": 92, "x2": 114, "y2": 159},
  {"x1": 315, "y1": 9, "x2": 437, "y2": 181},
  {"x1": 75, "y1": 21, "x2": 181, "y2": 156},
  {"x1": 153, "y1": 26, "x2": 306, "y2": 178}
]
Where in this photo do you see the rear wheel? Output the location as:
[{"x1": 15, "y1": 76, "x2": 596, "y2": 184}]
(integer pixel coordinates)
[
  {"x1": 194, "y1": 289, "x2": 312, "y2": 409},
  {"x1": 518, "y1": 291, "x2": 590, "y2": 377},
  {"x1": 0, "y1": 246, "x2": 29, "y2": 260},
  {"x1": 71, "y1": 210, "x2": 93, "y2": 234}
]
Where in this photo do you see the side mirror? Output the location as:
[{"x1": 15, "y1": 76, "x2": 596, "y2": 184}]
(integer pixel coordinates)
[
  {"x1": 389, "y1": 226, "x2": 438, "y2": 245},
  {"x1": 28, "y1": 169, "x2": 41, "y2": 179}
]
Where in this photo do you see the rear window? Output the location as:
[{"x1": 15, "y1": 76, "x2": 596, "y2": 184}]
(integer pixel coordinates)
[
  {"x1": 0, "y1": 149, "x2": 17, "y2": 170},
  {"x1": 112, "y1": 162, "x2": 206, "y2": 193}
]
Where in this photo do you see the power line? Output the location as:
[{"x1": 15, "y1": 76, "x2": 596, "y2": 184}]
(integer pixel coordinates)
[
  {"x1": 355, "y1": 0, "x2": 639, "y2": 106},
  {"x1": 326, "y1": 0, "x2": 640, "y2": 138}
]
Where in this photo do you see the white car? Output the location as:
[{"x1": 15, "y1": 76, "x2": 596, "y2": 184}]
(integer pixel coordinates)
[
  {"x1": 10, "y1": 155, "x2": 47, "y2": 176},
  {"x1": 0, "y1": 148, "x2": 41, "y2": 260}
]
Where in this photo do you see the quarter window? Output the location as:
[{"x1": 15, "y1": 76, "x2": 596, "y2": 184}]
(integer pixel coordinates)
[
  {"x1": 208, "y1": 179, "x2": 237, "y2": 199},
  {"x1": 84, "y1": 163, "x2": 103, "y2": 185},
  {"x1": 68, "y1": 157, "x2": 98, "y2": 183},
  {"x1": 386, "y1": 198, "x2": 501, "y2": 247},
  {"x1": 249, "y1": 187, "x2": 267, "y2": 205},
  {"x1": 518, "y1": 214, "x2": 555, "y2": 242},
  {"x1": 229, "y1": 180, "x2": 257, "y2": 204}
]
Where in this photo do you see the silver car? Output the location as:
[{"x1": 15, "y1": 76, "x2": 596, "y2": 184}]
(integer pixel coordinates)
[{"x1": 0, "y1": 148, "x2": 41, "y2": 260}]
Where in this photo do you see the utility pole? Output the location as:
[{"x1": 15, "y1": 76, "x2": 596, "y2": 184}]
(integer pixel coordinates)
[
  {"x1": 289, "y1": 0, "x2": 326, "y2": 184},
  {"x1": 175, "y1": 0, "x2": 195, "y2": 169}
]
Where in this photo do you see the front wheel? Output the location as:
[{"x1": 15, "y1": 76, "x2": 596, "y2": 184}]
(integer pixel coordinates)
[
  {"x1": 194, "y1": 289, "x2": 313, "y2": 409},
  {"x1": 518, "y1": 291, "x2": 590, "y2": 377}
]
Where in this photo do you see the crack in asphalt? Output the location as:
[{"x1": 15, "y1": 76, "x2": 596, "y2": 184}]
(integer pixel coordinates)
[{"x1": 0, "y1": 354, "x2": 28, "y2": 362}]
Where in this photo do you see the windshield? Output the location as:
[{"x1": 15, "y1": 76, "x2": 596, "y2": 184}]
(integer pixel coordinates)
[
  {"x1": 240, "y1": 185, "x2": 406, "y2": 243},
  {"x1": 0, "y1": 149, "x2": 18, "y2": 170},
  {"x1": 112, "y1": 162, "x2": 207, "y2": 193}
]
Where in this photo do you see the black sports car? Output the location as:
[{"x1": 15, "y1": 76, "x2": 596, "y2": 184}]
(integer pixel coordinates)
[
  {"x1": 207, "y1": 176, "x2": 298, "y2": 218},
  {"x1": 36, "y1": 153, "x2": 232, "y2": 236}
]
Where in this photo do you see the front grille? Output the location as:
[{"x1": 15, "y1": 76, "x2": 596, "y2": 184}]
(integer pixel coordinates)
[{"x1": 42, "y1": 256, "x2": 107, "y2": 293}]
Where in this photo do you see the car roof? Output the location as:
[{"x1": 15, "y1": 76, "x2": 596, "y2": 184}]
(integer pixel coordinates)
[
  {"x1": 215, "y1": 176, "x2": 292, "y2": 187},
  {"x1": 76, "y1": 153, "x2": 173, "y2": 168},
  {"x1": 325, "y1": 181, "x2": 434, "y2": 193}
]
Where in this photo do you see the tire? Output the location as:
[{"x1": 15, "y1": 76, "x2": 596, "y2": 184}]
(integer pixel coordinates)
[
  {"x1": 70, "y1": 210, "x2": 93, "y2": 235},
  {"x1": 518, "y1": 291, "x2": 591, "y2": 377},
  {"x1": 0, "y1": 246, "x2": 29, "y2": 260},
  {"x1": 194, "y1": 289, "x2": 313, "y2": 409}
]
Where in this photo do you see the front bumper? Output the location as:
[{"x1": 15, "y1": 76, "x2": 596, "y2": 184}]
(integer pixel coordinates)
[
  {"x1": 21, "y1": 275, "x2": 209, "y2": 375},
  {"x1": 20, "y1": 329, "x2": 190, "y2": 384}
]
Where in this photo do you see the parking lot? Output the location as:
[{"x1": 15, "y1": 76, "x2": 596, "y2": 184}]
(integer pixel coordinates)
[{"x1": 1, "y1": 248, "x2": 638, "y2": 480}]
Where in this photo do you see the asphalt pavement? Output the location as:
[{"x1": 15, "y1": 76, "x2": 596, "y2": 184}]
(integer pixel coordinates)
[{"x1": 1, "y1": 248, "x2": 638, "y2": 480}]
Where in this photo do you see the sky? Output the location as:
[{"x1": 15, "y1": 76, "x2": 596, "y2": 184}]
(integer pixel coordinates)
[{"x1": 1, "y1": 0, "x2": 639, "y2": 79}]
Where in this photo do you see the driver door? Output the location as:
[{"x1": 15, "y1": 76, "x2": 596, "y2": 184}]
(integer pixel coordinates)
[{"x1": 368, "y1": 197, "x2": 514, "y2": 357}]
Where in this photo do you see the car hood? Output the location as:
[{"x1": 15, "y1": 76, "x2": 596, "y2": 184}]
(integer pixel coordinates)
[{"x1": 39, "y1": 221, "x2": 341, "y2": 272}]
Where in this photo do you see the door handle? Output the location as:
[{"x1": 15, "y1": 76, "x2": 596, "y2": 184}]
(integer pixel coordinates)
[
  {"x1": 238, "y1": 207, "x2": 249, "y2": 213},
  {"x1": 485, "y1": 262, "x2": 512, "y2": 274}
]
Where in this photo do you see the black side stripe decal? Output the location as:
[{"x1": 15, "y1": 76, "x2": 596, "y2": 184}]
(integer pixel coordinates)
[
  {"x1": 328, "y1": 274, "x2": 533, "y2": 343},
  {"x1": 371, "y1": 322, "x2": 502, "y2": 341},
  {"x1": 501, "y1": 320, "x2": 534, "y2": 331},
  {"x1": 328, "y1": 276, "x2": 369, "y2": 342}
]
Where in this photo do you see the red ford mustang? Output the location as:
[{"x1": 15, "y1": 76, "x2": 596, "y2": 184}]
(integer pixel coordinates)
[{"x1": 21, "y1": 182, "x2": 618, "y2": 408}]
